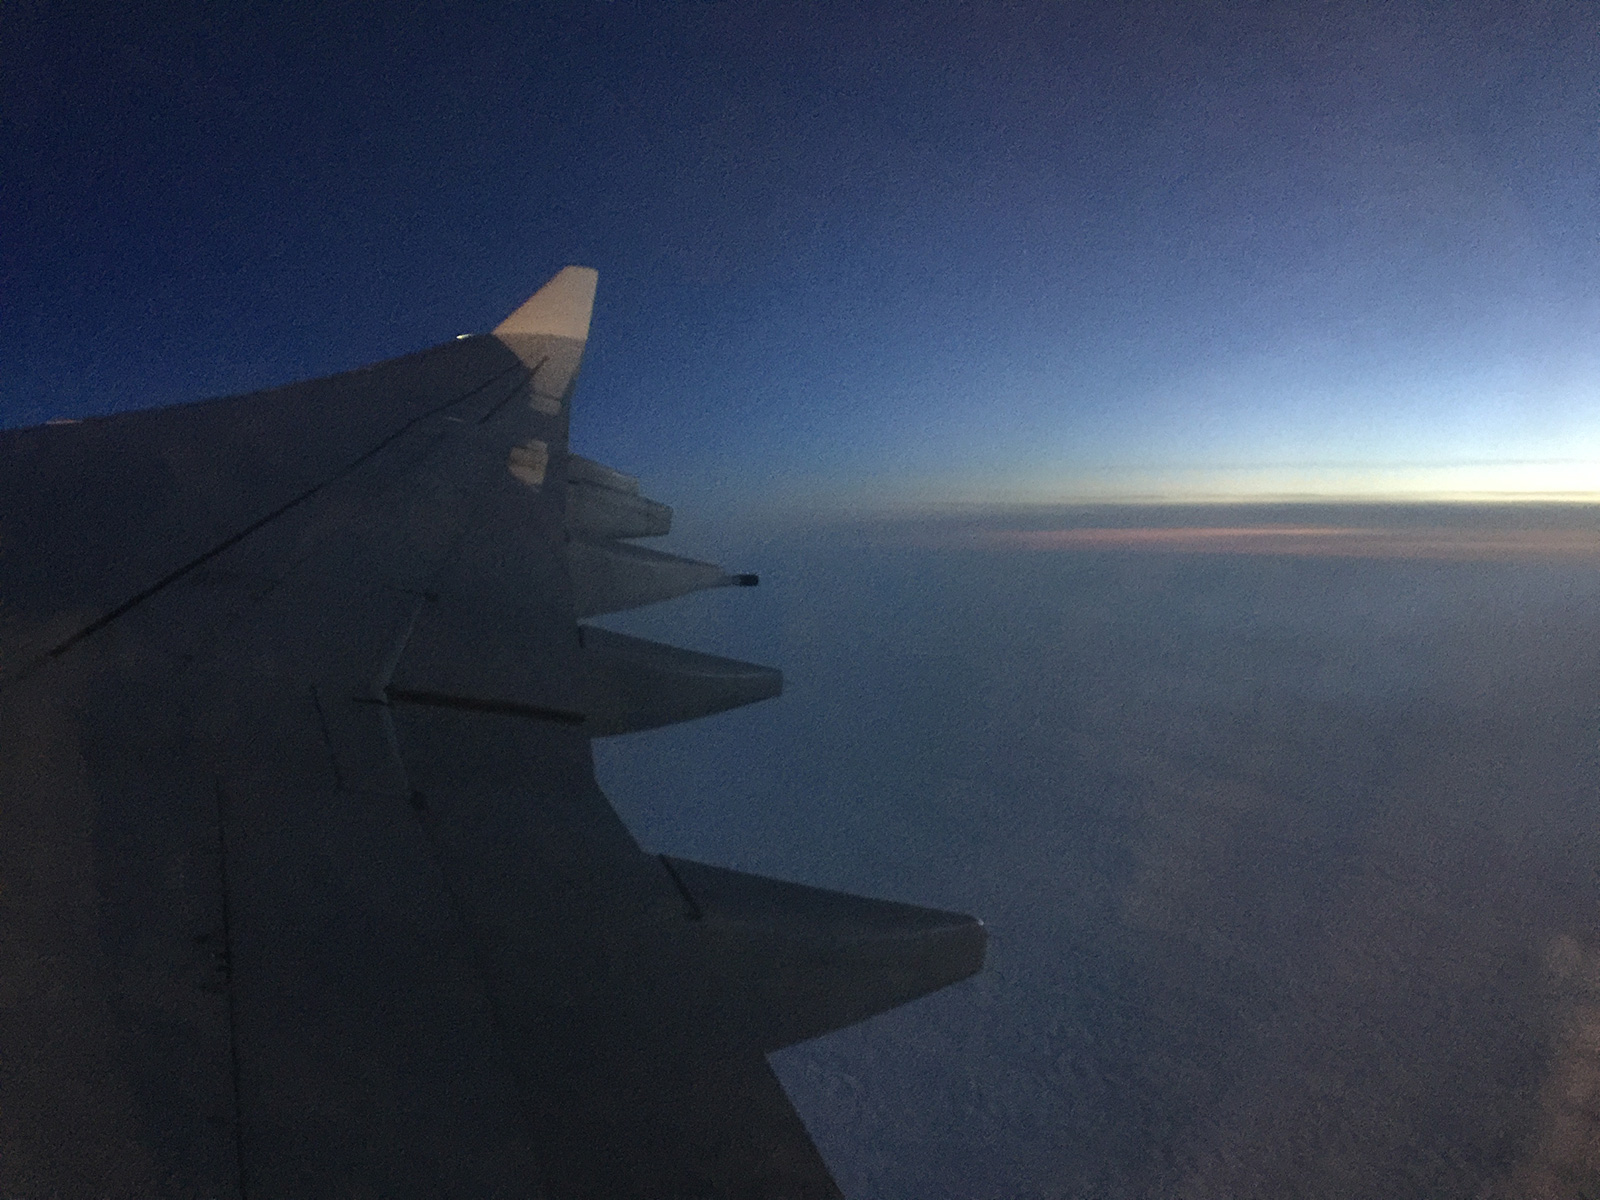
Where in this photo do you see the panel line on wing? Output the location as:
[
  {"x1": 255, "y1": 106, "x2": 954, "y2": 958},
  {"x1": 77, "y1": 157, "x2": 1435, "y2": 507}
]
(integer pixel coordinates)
[
  {"x1": 212, "y1": 778, "x2": 250, "y2": 1200},
  {"x1": 308, "y1": 686, "x2": 348, "y2": 793},
  {"x1": 657, "y1": 854, "x2": 705, "y2": 922},
  {"x1": 384, "y1": 687, "x2": 586, "y2": 726},
  {"x1": 32, "y1": 360, "x2": 528, "y2": 675},
  {"x1": 477, "y1": 359, "x2": 544, "y2": 425}
]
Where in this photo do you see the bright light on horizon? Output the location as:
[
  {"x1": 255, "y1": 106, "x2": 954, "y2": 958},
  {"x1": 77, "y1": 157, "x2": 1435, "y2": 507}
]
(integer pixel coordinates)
[
  {"x1": 984, "y1": 525, "x2": 1600, "y2": 562},
  {"x1": 913, "y1": 458, "x2": 1600, "y2": 508},
  {"x1": 750, "y1": 460, "x2": 1600, "y2": 523}
]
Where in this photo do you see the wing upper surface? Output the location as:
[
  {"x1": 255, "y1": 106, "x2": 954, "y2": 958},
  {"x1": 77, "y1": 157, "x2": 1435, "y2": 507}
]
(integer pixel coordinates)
[
  {"x1": 0, "y1": 336, "x2": 526, "y2": 683},
  {"x1": 0, "y1": 268, "x2": 984, "y2": 1198}
]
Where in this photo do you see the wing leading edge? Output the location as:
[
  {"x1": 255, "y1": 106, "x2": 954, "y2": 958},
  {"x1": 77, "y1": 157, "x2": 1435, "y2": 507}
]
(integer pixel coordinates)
[{"x1": 0, "y1": 267, "x2": 985, "y2": 1198}]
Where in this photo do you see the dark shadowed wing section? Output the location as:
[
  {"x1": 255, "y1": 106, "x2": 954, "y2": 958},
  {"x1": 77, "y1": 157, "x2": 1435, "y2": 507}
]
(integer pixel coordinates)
[
  {"x1": 0, "y1": 326, "x2": 537, "y2": 1200},
  {"x1": 0, "y1": 336, "x2": 528, "y2": 686},
  {"x1": 0, "y1": 267, "x2": 985, "y2": 1199}
]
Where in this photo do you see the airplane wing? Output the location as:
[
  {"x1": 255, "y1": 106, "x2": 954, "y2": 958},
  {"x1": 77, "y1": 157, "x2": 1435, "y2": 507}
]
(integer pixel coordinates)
[{"x1": 0, "y1": 268, "x2": 985, "y2": 1198}]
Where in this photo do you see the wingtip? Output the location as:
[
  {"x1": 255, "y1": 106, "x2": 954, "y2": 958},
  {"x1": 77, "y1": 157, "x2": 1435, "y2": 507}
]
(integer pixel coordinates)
[{"x1": 494, "y1": 266, "x2": 599, "y2": 341}]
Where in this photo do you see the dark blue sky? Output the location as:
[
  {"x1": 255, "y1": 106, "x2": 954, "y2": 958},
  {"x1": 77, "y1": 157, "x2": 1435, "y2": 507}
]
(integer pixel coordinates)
[{"x1": 7, "y1": 1, "x2": 1598, "y2": 507}]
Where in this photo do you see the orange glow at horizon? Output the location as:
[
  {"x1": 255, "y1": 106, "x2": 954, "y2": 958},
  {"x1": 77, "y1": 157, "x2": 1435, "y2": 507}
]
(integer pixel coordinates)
[{"x1": 990, "y1": 526, "x2": 1600, "y2": 562}]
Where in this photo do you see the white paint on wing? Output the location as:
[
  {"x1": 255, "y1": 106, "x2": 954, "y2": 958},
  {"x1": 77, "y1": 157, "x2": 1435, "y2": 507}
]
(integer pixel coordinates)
[{"x1": 508, "y1": 439, "x2": 549, "y2": 488}]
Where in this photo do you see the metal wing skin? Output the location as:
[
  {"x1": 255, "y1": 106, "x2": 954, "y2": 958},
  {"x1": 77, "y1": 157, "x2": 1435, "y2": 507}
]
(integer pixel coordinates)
[{"x1": 0, "y1": 268, "x2": 985, "y2": 1199}]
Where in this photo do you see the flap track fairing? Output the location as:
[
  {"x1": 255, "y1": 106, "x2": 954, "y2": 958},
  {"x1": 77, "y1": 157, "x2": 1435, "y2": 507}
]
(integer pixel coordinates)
[
  {"x1": 568, "y1": 537, "x2": 756, "y2": 618},
  {"x1": 578, "y1": 626, "x2": 781, "y2": 735},
  {"x1": 662, "y1": 857, "x2": 987, "y2": 1052},
  {"x1": 567, "y1": 481, "x2": 673, "y2": 540}
]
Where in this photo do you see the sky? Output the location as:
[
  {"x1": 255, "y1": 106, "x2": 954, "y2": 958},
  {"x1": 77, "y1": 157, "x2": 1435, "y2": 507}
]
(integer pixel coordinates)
[
  {"x1": 8, "y1": 8, "x2": 1600, "y2": 1195},
  {"x1": 5, "y1": 0, "x2": 1600, "y2": 508}
]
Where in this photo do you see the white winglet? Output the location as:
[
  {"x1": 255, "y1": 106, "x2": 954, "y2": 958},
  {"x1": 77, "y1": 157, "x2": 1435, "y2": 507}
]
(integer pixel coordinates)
[{"x1": 494, "y1": 266, "x2": 599, "y2": 341}]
